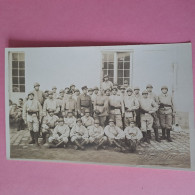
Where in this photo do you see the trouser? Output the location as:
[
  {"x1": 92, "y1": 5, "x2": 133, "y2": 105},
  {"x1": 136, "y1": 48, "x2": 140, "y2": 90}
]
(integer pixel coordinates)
[
  {"x1": 27, "y1": 119, "x2": 39, "y2": 132},
  {"x1": 135, "y1": 109, "x2": 141, "y2": 128},
  {"x1": 109, "y1": 114, "x2": 123, "y2": 129},
  {"x1": 107, "y1": 138, "x2": 125, "y2": 148},
  {"x1": 159, "y1": 113, "x2": 173, "y2": 129},
  {"x1": 48, "y1": 135, "x2": 69, "y2": 146},
  {"x1": 126, "y1": 139, "x2": 137, "y2": 152},
  {"x1": 140, "y1": 114, "x2": 153, "y2": 132},
  {"x1": 94, "y1": 115, "x2": 107, "y2": 127},
  {"x1": 152, "y1": 112, "x2": 160, "y2": 129},
  {"x1": 89, "y1": 136, "x2": 107, "y2": 145}
]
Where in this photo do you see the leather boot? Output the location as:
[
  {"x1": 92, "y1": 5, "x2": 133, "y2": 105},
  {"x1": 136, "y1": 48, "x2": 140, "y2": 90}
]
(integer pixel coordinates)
[
  {"x1": 34, "y1": 132, "x2": 40, "y2": 146},
  {"x1": 167, "y1": 129, "x2": 173, "y2": 142},
  {"x1": 41, "y1": 133, "x2": 46, "y2": 145},
  {"x1": 154, "y1": 128, "x2": 161, "y2": 142},
  {"x1": 161, "y1": 128, "x2": 166, "y2": 140},
  {"x1": 29, "y1": 131, "x2": 35, "y2": 144},
  {"x1": 142, "y1": 132, "x2": 146, "y2": 142},
  {"x1": 147, "y1": 130, "x2": 151, "y2": 139}
]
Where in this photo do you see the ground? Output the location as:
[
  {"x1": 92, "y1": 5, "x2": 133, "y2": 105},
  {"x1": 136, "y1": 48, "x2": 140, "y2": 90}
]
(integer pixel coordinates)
[{"x1": 9, "y1": 128, "x2": 191, "y2": 169}]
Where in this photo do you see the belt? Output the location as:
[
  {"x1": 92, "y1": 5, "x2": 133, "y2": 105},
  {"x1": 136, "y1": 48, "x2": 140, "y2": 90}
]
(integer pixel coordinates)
[
  {"x1": 110, "y1": 106, "x2": 121, "y2": 110},
  {"x1": 27, "y1": 111, "x2": 38, "y2": 115},
  {"x1": 96, "y1": 104, "x2": 104, "y2": 106},
  {"x1": 81, "y1": 105, "x2": 90, "y2": 108}
]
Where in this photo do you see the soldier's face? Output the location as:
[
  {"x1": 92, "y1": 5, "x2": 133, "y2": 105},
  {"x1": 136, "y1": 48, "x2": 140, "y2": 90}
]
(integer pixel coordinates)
[
  {"x1": 19, "y1": 99, "x2": 23, "y2": 104},
  {"x1": 134, "y1": 89, "x2": 139, "y2": 94},
  {"x1": 112, "y1": 89, "x2": 117, "y2": 95},
  {"x1": 52, "y1": 88, "x2": 57, "y2": 93},
  {"x1": 109, "y1": 122, "x2": 115, "y2": 127},
  {"x1": 121, "y1": 89, "x2": 125, "y2": 93},
  {"x1": 127, "y1": 91, "x2": 133, "y2": 96},
  {"x1": 88, "y1": 91, "x2": 93, "y2": 95},
  {"x1": 29, "y1": 94, "x2": 34, "y2": 100},
  {"x1": 77, "y1": 121, "x2": 82, "y2": 126},
  {"x1": 104, "y1": 77, "x2": 108, "y2": 81},
  {"x1": 85, "y1": 112, "x2": 90, "y2": 117},
  {"x1": 48, "y1": 94, "x2": 53, "y2": 99},
  {"x1": 106, "y1": 90, "x2": 110, "y2": 96},
  {"x1": 65, "y1": 89, "x2": 69, "y2": 93},
  {"x1": 94, "y1": 90, "x2": 98, "y2": 94},
  {"x1": 147, "y1": 87, "x2": 153, "y2": 92},
  {"x1": 34, "y1": 86, "x2": 39, "y2": 91},
  {"x1": 95, "y1": 123, "x2": 99, "y2": 127},
  {"x1": 59, "y1": 121, "x2": 64, "y2": 126},
  {"x1": 71, "y1": 86, "x2": 75, "y2": 90},
  {"x1": 162, "y1": 89, "x2": 168, "y2": 94},
  {"x1": 83, "y1": 89, "x2": 87, "y2": 94},
  {"x1": 49, "y1": 112, "x2": 54, "y2": 117},
  {"x1": 60, "y1": 92, "x2": 64, "y2": 97},
  {"x1": 143, "y1": 93, "x2": 148, "y2": 98},
  {"x1": 75, "y1": 91, "x2": 79, "y2": 96}
]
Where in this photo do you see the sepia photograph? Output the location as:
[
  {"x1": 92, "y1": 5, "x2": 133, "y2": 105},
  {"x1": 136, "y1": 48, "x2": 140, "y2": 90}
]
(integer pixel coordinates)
[{"x1": 5, "y1": 43, "x2": 195, "y2": 170}]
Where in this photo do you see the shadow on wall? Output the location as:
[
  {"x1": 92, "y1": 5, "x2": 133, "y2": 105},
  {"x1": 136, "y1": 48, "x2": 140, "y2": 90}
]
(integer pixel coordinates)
[{"x1": 176, "y1": 112, "x2": 189, "y2": 129}]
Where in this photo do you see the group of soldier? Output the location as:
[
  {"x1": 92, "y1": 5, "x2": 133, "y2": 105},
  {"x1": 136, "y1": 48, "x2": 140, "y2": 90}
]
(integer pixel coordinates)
[{"x1": 9, "y1": 74, "x2": 175, "y2": 153}]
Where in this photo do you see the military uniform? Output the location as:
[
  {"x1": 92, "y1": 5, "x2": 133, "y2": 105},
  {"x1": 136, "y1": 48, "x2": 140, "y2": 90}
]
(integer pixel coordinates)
[
  {"x1": 62, "y1": 97, "x2": 77, "y2": 117},
  {"x1": 101, "y1": 79, "x2": 113, "y2": 91},
  {"x1": 33, "y1": 83, "x2": 44, "y2": 105},
  {"x1": 81, "y1": 115, "x2": 94, "y2": 128},
  {"x1": 64, "y1": 116, "x2": 76, "y2": 129},
  {"x1": 77, "y1": 93, "x2": 92, "y2": 116}
]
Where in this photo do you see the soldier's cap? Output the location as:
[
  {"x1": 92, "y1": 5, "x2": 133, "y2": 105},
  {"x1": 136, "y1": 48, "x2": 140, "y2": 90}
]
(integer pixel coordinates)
[
  {"x1": 28, "y1": 91, "x2": 34, "y2": 96},
  {"x1": 120, "y1": 85, "x2": 126, "y2": 90},
  {"x1": 52, "y1": 86, "x2": 57, "y2": 89},
  {"x1": 146, "y1": 84, "x2": 153, "y2": 88},
  {"x1": 34, "y1": 82, "x2": 40, "y2": 87},
  {"x1": 59, "y1": 89, "x2": 64, "y2": 93},
  {"x1": 112, "y1": 86, "x2": 118, "y2": 91},
  {"x1": 88, "y1": 88, "x2": 93, "y2": 92},
  {"x1": 93, "y1": 86, "x2": 99, "y2": 90},
  {"x1": 124, "y1": 80, "x2": 128, "y2": 84},
  {"x1": 126, "y1": 88, "x2": 133, "y2": 92},
  {"x1": 58, "y1": 118, "x2": 64, "y2": 122},
  {"x1": 85, "y1": 108, "x2": 90, "y2": 113},
  {"x1": 94, "y1": 119, "x2": 100, "y2": 124},
  {"x1": 76, "y1": 118, "x2": 82, "y2": 122},
  {"x1": 109, "y1": 118, "x2": 115, "y2": 123},
  {"x1": 161, "y1": 86, "x2": 168, "y2": 90},
  {"x1": 67, "y1": 109, "x2": 73, "y2": 113},
  {"x1": 75, "y1": 89, "x2": 80, "y2": 92},
  {"x1": 70, "y1": 84, "x2": 75, "y2": 87},
  {"x1": 44, "y1": 90, "x2": 49, "y2": 93},
  {"x1": 103, "y1": 74, "x2": 109, "y2": 78},
  {"x1": 82, "y1": 86, "x2": 88, "y2": 90},
  {"x1": 142, "y1": 90, "x2": 148, "y2": 94},
  {"x1": 134, "y1": 86, "x2": 140, "y2": 90},
  {"x1": 48, "y1": 91, "x2": 53, "y2": 95},
  {"x1": 48, "y1": 109, "x2": 55, "y2": 113}
]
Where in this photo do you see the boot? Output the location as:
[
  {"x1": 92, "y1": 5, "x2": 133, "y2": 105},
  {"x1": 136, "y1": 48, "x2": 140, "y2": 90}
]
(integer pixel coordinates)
[
  {"x1": 41, "y1": 133, "x2": 47, "y2": 145},
  {"x1": 34, "y1": 132, "x2": 40, "y2": 146},
  {"x1": 141, "y1": 132, "x2": 147, "y2": 142},
  {"x1": 28, "y1": 131, "x2": 35, "y2": 144},
  {"x1": 145, "y1": 131, "x2": 150, "y2": 144},
  {"x1": 154, "y1": 128, "x2": 161, "y2": 142},
  {"x1": 147, "y1": 130, "x2": 151, "y2": 139},
  {"x1": 167, "y1": 129, "x2": 173, "y2": 142},
  {"x1": 160, "y1": 128, "x2": 166, "y2": 140}
]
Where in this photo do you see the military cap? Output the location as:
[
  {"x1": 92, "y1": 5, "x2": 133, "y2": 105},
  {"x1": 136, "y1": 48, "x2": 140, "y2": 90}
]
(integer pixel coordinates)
[
  {"x1": 109, "y1": 118, "x2": 115, "y2": 123},
  {"x1": 75, "y1": 89, "x2": 80, "y2": 92},
  {"x1": 142, "y1": 90, "x2": 148, "y2": 94},
  {"x1": 44, "y1": 90, "x2": 49, "y2": 93},
  {"x1": 88, "y1": 88, "x2": 93, "y2": 92},
  {"x1": 76, "y1": 118, "x2": 82, "y2": 122},
  {"x1": 126, "y1": 88, "x2": 133, "y2": 92},
  {"x1": 48, "y1": 91, "x2": 53, "y2": 95},
  {"x1": 124, "y1": 80, "x2": 128, "y2": 84},
  {"x1": 120, "y1": 85, "x2": 126, "y2": 90},
  {"x1": 103, "y1": 74, "x2": 109, "y2": 78},
  {"x1": 134, "y1": 87, "x2": 140, "y2": 90},
  {"x1": 146, "y1": 84, "x2": 153, "y2": 88},
  {"x1": 34, "y1": 82, "x2": 40, "y2": 87},
  {"x1": 59, "y1": 89, "x2": 64, "y2": 93},
  {"x1": 94, "y1": 119, "x2": 100, "y2": 124},
  {"x1": 93, "y1": 86, "x2": 99, "y2": 90},
  {"x1": 85, "y1": 108, "x2": 90, "y2": 113},
  {"x1": 67, "y1": 109, "x2": 73, "y2": 113},
  {"x1": 70, "y1": 84, "x2": 75, "y2": 87},
  {"x1": 58, "y1": 118, "x2": 64, "y2": 122},
  {"x1": 28, "y1": 91, "x2": 34, "y2": 96},
  {"x1": 52, "y1": 86, "x2": 57, "y2": 89},
  {"x1": 161, "y1": 86, "x2": 168, "y2": 90},
  {"x1": 82, "y1": 86, "x2": 88, "y2": 90},
  {"x1": 48, "y1": 109, "x2": 54, "y2": 113}
]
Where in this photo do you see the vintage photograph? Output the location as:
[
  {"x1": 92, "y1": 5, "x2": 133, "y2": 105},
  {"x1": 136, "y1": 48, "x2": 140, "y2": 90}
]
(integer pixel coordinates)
[{"x1": 5, "y1": 43, "x2": 195, "y2": 170}]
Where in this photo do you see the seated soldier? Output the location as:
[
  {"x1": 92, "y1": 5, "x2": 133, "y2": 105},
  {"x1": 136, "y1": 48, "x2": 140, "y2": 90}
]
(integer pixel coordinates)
[
  {"x1": 70, "y1": 118, "x2": 89, "y2": 150},
  {"x1": 88, "y1": 119, "x2": 107, "y2": 150},
  {"x1": 41, "y1": 109, "x2": 59, "y2": 145},
  {"x1": 124, "y1": 120, "x2": 143, "y2": 152},
  {"x1": 104, "y1": 118, "x2": 126, "y2": 152},
  {"x1": 64, "y1": 109, "x2": 76, "y2": 129},
  {"x1": 81, "y1": 108, "x2": 94, "y2": 128},
  {"x1": 48, "y1": 118, "x2": 70, "y2": 148}
]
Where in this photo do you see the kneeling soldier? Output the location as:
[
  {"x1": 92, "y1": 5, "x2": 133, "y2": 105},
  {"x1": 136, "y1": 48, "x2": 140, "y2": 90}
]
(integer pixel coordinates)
[
  {"x1": 104, "y1": 118, "x2": 126, "y2": 152},
  {"x1": 48, "y1": 118, "x2": 70, "y2": 148},
  {"x1": 41, "y1": 109, "x2": 59, "y2": 145},
  {"x1": 88, "y1": 119, "x2": 107, "y2": 150},
  {"x1": 64, "y1": 109, "x2": 76, "y2": 129},
  {"x1": 81, "y1": 108, "x2": 94, "y2": 128},
  {"x1": 124, "y1": 120, "x2": 143, "y2": 152},
  {"x1": 70, "y1": 118, "x2": 89, "y2": 150}
]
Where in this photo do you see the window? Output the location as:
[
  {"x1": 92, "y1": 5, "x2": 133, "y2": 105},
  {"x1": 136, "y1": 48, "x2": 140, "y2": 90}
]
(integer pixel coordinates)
[
  {"x1": 12, "y1": 52, "x2": 25, "y2": 92},
  {"x1": 102, "y1": 51, "x2": 132, "y2": 86}
]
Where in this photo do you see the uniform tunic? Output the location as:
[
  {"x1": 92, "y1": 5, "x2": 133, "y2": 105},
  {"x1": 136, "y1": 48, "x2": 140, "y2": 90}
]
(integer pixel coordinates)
[
  {"x1": 81, "y1": 116, "x2": 94, "y2": 128},
  {"x1": 43, "y1": 98, "x2": 59, "y2": 116},
  {"x1": 41, "y1": 115, "x2": 59, "y2": 133},
  {"x1": 104, "y1": 125, "x2": 125, "y2": 141},
  {"x1": 101, "y1": 81, "x2": 113, "y2": 91},
  {"x1": 64, "y1": 116, "x2": 76, "y2": 129},
  {"x1": 77, "y1": 94, "x2": 92, "y2": 115},
  {"x1": 88, "y1": 125, "x2": 106, "y2": 144},
  {"x1": 33, "y1": 90, "x2": 44, "y2": 105},
  {"x1": 70, "y1": 124, "x2": 89, "y2": 142},
  {"x1": 124, "y1": 126, "x2": 143, "y2": 141},
  {"x1": 62, "y1": 98, "x2": 77, "y2": 116}
]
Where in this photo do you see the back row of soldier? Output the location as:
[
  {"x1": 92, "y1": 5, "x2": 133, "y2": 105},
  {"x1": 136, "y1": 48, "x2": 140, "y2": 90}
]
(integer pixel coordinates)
[{"x1": 9, "y1": 75, "x2": 175, "y2": 152}]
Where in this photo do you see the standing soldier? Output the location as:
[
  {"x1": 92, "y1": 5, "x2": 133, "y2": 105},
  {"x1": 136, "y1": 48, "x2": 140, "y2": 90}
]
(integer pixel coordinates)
[
  {"x1": 70, "y1": 84, "x2": 76, "y2": 94},
  {"x1": 101, "y1": 75, "x2": 113, "y2": 91},
  {"x1": 139, "y1": 90, "x2": 158, "y2": 143},
  {"x1": 52, "y1": 86, "x2": 58, "y2": 99},
  {"x1": 94, "y1": 89, "x2": 109, "y2": 128},
  {"x1": 81, "y1": 108, "x2": 94, "y2": 128},
  {"x1": 56, "y1": 89, "x2": 64, "y2": 117},
  {"x1": 158, "y1": 86, "x2": 175, "y2": 142},
  {"x1": 77, "y1": 86, "x2": 92, "y2": 117},
  {"x1": 43, "y1": 90, "x2": 49, "y2": 102},
  {"x1": 72, "y1": 89, "x2": 80, "y2": 102},
  {"x1": 64, "y1": 87, "x2": 70, "y2": 102},
  {"x1": 33, "y1": 82, "x2": 44, "y2": 106},
  {"x1": 120, "y1": 85, "x2": 126, "y2": 99},
  {"x1": 134, "y1": 86, "x2": 141, "y2": 128},
  {"x1": 91, "y1": 86, "x2": 99, "y2": 105},
  {"x1": 62, "y1": 94, "x2": 77, "y2": 117},
  {"x1": 123, "y1": 80, "x2": 129, "y2": 90},
  {"x1": 23, "y1": 91, "x2": 42, "y2": 146},
  {"x1": 146, "y1": 84, "x2": 161, "y2": 142},
  {"x1": 18, "y1": 98, "x2": 24, "y2": 109},
  {"x1": 43, "y1": 91, "x2": 60, "y2": 116},
  {"x1": 123, "y1": 88, "x2": 139, "y2": 127},
  {"x1": 108, "y1": 86, "x2": 125, "y2": 129}
]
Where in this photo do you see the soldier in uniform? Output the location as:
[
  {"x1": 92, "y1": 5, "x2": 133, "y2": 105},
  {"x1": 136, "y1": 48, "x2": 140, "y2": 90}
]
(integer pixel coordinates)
[
  {"x1": 48, "y1": 118, "x2": 70, "y2": 148},
  {"x1": 23, "y1": 91, "x2": 42, "y2": 146},
  {"x1": 88, "y1": 119, "x2": 108, "y2": 150},
  {"x1": 33, "y1": 82, "x2": 44, "y2": 106},
  {"x1": 41, "y1": 109, "x2": 59, "y2": 145},
  {"x1": 123, "y1": 80, "x2": 129, "y2": 90},
  {"x1": 64, "y1": 109, "x2": 76, "y2": 129},
  {"x1": 70, "y1": 118, "x2": 89, "y2": 150},
  {"x1": 77, "y1": 86, "x2": 92, "y2": 117},
  {"x1": 146, "y1": 84, "x2": 161, "y2": 142},
  {"x1": 18, "y1": 98, "x2": 24, "y2": 109},
  {"x1": 64, "y1": 87, "x2": 70, "y2": 102},
  {"x1": 134, "y1": 86, "x2": 141, "y2": 128},
  {"x1": 93, "y1": 89, "x2": 109, "y2": 128},
  {"x1": 101, "y1": 75, "x2": 113, "y2": 91},
  {"x1": 139, "y1": 90, "x2": 158, "y2": 143},
  {"x1": 91, "y1": 86, "x2": 99, "y2": 106},
  {"x1": 119, "y1": 85, "x2": 126, "y2": 99},
  {"x1": 70, "y1": 84, "x2": 76, "y2": 94},
  {"x1": 56, "y1": 89, "x2": 64, "y2": 117},
  {"x1": 158, "y1": 86, "x2": 175, "y2": 142},
  {"x1": 52, "y1": 86, "x2": 58, "y2": 99},
  {"x1": 81, "y1": 108, "x2": 94, "y2": 128},
  {"x1": 104, "y1": 118, "x2": 126, "y2": 152},
  {"x1": 108, "y1": 86, "x2": 125, "y2": 129},
  {"x1": 62, "y1": 94, "x2": 77, "y2": 117},
  {"x1": 124, "y1": 120, "x2": 143, "y2": 152},
  {"x1": 123, "y1": 88, "x2": 139, "y2": 127},
  {"x1": 43, "y1": 91, "x2": 60, "y2": 117},
  {"x1": 88, "y1": 88, "x2": 94, "y2": 97},
  {"x1": 43, "y1": 90, "x2": 49, "y2": 102},
  {"x1": 72, "y1": 89, "x2": 80, "y2": 102}
]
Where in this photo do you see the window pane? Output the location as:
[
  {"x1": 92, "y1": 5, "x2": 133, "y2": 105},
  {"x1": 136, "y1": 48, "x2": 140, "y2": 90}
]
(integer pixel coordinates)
[
  {"x1": 108, "y1": 70, "x2": 114, "y2": 77},
  {"x1": 117, "y1": 78, "x2": 123, "y2": 85},
  {"x1": 103, "y1": 62, "x2": 107, "y2": 69},
  {"x1": 19, "y1": 53, "x2": 25, "y2": 61},
  {"x1": 109, "y1": 77, "x2": 114, "y2": 83},
  {"x1": 118, "y1": 70, "x2": 123, "y2": 77},
  {"x1": 124, "y1": 55, "x2": 130, "y2": 61},
  {"x1": 13, "y1": 85, "x2": 19, "y2": 92},
  {"x1": 19, "y1": 77, "x2": 25, "y2": 84},
  {"x1": 19, "y1": 69, "x2": 25, "y2": 76},
  {"x1": 118, "y1": 62, "x2": 123, "y2": 69},
  {"x1": 19, "y1": 61, "x2": 25, "y2": 68},
  {"x1": 124, "y1": 62, "x2": 130, "y2": 69},
  {"x1": 108, "y1": 62, "x2": 114, "y2": 69},
  {"x1": 102, "y1": 54, "x2": 107, "y2": 62},
  {"x1": 103, "y1": 70, "x2": 107, "y2": 76},
  {"x1": 12, "y1": 53, "x2": 18, "y2": 61},
  {"x1": 12, "y1": 77, "x2": 19, "y2": 84},
  {"x1": 12, "y1": 61, "x2": 18, "y2": 68},
  {"x1": 107, "y1": 54, "x2": 114, "y2": 62},
  {"x1": 12, "y1": 69, "x2": 18, "y2": 76},
  {"x1": 20, "y1": 85, "x2": 25, "y2": 92},
  {"x1": 124, "y1": 70, "x2": 130, "y2": 77},
  {"x1": 124, "y1": 78, "x2": 130, "y2": 83}
]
